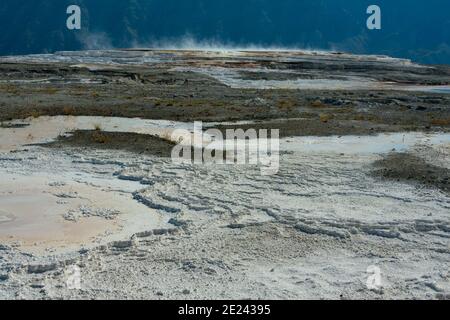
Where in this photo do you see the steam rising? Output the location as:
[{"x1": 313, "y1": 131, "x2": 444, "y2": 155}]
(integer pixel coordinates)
[{"x1": 131, "y1": 34, "x2": 318, "y2": 52}]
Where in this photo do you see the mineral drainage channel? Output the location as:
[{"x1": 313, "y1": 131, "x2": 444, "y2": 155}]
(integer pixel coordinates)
[{"x1": 1, "y1": 115, "x2": 450, "y2": 254}]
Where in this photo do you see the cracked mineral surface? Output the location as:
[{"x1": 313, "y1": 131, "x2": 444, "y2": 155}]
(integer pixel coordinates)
[{"x1": 0, "y1": 50, "x2": 449, "y2": 300}]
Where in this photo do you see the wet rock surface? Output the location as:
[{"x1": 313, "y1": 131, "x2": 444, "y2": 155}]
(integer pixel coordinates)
[{"x1": 0, "y1": 50, "x2": 449, "y2": 135}]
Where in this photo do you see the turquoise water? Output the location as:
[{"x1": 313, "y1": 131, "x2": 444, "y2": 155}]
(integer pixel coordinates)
[{"x1": 428, "y1": 88, "x2": 450, "y2": 94}]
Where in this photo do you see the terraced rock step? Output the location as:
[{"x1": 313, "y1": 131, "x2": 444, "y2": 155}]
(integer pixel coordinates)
[{"x1": 0, "y1": 50, "x2": 449, "y2": 300}]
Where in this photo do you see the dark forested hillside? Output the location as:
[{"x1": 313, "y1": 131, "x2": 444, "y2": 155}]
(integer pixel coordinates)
[{"x1": 0, "y1": 0, "x2": 449, "y2": 64}]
